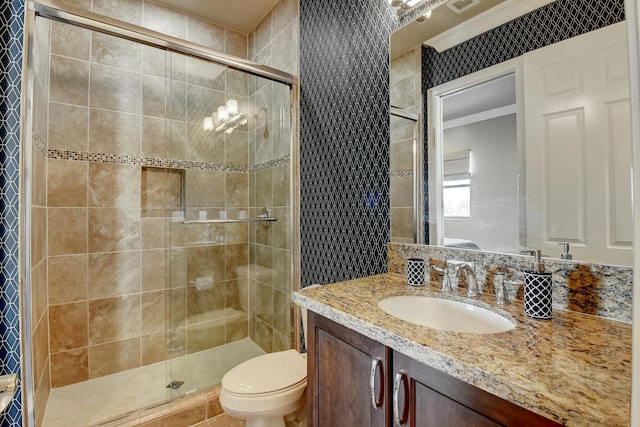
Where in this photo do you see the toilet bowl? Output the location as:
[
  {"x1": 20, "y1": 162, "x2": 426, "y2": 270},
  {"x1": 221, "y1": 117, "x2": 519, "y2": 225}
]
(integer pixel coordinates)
[
  {"x1": 220, "y1": 349, "x2": 307, "y2": 427},
  {"x1": 220, "y1": 285, "x2": 320, "y2": 427}
]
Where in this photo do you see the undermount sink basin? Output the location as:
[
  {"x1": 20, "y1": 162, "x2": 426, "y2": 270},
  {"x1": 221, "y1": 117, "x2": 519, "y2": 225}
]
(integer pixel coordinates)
[{"x1": 378, "y1": 296, "x2": 515, "y2": 334}]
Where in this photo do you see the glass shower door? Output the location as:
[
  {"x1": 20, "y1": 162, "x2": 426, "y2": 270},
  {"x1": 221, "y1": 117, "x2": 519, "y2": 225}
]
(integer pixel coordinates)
[{"x1": 163, "y1": 51, "x2": 293, "y2": 398}]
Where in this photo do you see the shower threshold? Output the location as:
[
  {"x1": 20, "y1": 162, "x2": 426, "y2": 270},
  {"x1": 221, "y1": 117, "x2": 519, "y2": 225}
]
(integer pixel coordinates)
[{"x1": 42, "y1": 338, "x2": 265, "y2": 427}]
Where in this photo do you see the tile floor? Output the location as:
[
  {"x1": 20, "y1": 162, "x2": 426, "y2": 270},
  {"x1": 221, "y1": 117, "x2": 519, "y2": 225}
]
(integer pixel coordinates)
[{"x1": 43, "y1": 338, "x2": 265, "y2": 427}]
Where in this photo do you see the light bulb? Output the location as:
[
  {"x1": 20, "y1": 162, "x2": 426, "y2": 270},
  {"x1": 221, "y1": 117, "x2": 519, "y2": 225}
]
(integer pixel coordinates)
[
  {"x1": 226, "y1": 99, "x2": 238, "y2": 116},
  {"x1": 202, "y1": 117, "x2": 214, "y2": 132},
  {"x1": 217, "y1": 105, "x2": 228, "y2": 122}
]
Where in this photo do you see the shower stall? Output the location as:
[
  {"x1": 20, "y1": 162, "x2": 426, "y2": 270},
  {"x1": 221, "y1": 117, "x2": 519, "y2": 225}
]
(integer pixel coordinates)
[{"x1": 21, "y1": 1, "x2": 298, "y2": 425}]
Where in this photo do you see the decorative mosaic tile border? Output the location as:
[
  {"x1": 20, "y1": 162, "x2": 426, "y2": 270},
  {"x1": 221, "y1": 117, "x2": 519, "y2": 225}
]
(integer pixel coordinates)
[
  {"x1": 39, "y1": 133, "x2": 289, "y2": 173},
  {"x1": 388, "y1": 243, "x2": 633, "y2": 323},
  {"x1": 391, "y1": 170, "x2": 413, "y2": 178}
]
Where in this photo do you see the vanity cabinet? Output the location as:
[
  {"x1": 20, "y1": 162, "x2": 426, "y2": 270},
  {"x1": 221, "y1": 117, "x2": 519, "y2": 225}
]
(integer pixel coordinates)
[
  {"x1": 307, "y1": 312, "x2": 561, "y2": 427},
  {"x1": 307, "y1": 311, "x2": 389, "y2": 426}
]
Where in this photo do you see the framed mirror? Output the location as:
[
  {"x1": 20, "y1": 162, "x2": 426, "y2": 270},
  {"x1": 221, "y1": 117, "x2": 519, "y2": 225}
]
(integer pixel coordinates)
[{"x1": 390, "y1": 0, "x2": 632, "y2": 266}]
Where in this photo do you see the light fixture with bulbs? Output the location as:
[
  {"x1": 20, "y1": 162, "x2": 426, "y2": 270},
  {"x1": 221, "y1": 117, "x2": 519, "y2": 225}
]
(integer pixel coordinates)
[
  {"x1": 202, "y1": 99, "x2": 247, "y2": 135},
  {"x1": 388, "y1": 0, "x2": 424, "y2": 15}
]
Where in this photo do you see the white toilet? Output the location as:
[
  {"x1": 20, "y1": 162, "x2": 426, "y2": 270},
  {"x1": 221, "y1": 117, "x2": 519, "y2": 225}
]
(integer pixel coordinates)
[{"x1": 220, "y1": 286, "x2": 319, "y2": 427}]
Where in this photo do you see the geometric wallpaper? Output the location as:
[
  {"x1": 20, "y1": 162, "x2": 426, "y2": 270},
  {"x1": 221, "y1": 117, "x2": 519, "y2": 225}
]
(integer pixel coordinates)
[
  {"x1": 0, "y1": 1, "x2": 24, "y2": 426},
  {"x1": 299, "y1": 0, "x2": 403, "y2": 286},
  {"x1": 421, "y1": 0, "x2": 625, "y2": 242}
]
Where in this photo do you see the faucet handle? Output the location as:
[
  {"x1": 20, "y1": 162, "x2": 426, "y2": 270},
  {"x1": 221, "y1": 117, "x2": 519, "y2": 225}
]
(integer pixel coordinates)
[
  {"x1": 431, "y1": 265, "x2": 452, "y2": 293},
  {"x1": 493, "y1": 274, "x2": 510, "y2": 305}
]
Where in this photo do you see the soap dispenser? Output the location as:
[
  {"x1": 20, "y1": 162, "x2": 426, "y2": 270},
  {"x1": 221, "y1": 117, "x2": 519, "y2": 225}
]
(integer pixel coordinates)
[{"x1": 522, "y1": 250, "x2": 552, "y2": 320}]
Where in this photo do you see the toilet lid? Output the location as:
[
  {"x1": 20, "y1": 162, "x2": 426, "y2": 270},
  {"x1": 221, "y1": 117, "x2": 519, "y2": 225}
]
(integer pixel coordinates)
[{"x1": 222, "y1": 349, "x2": 306, "y2": 394}]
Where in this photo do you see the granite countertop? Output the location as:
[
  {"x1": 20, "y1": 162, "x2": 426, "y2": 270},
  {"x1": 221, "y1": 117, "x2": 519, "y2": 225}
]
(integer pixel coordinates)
[{"x1": 293, "y1": 273, "x2": 632, "y2": 427}]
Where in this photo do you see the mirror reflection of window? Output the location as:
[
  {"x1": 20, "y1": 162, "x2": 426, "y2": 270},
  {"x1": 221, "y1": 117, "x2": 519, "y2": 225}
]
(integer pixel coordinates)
[{"x1": 443, "y1": 150, "x2": 471, "y2": 218}]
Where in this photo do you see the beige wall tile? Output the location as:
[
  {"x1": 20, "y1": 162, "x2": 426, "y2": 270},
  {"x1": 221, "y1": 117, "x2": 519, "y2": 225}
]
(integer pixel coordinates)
[
  {"x1": 168, "y1": 81, "x2": 187, "y2": 121},
  {"x1": 51, "y1": 20, "x2": 90, "y2": 61},
  {"x1": 255, "y1": 282, "x2": 274, "y2": 326},
  {"x1": 142, "y1": 45, "x2": 167, "y2": 78},
  {"x1": 226, "y1": 279, "x2": 248, "y2": 313},
  {"x1": 142, "y1": 400, "x2": 206, "y2": 427},
  {"x1": 185, "y1": 170, "x2": 226, "y2": 208},
  {"x1": 89, "y1": 109, "x2": 141, "y2": 156},
  {"x1": 186, "y1": 245, "x2": 225, "y2": 285},
  {"x1": 88, "y1": 207, "x2": 140, "y2": 253},
  {"x1": 272, "y1": 0, "x2": 298, "y2": 36},
  {"x1": 143, "y1": 2, "x2": 187, "y2": 39},
  {"x1": 225, "y1": 313, "x2": 248, "y2": 343},
  {"x1": 225, "y1": 173, "x2": 248, "y2": 208},
  {"x1": 170, "y1": 248, "x2": 188, "y2": 289},
  {"x1": 89, "y1": 163, "x2": 141, "y2": 208},
  {"x1": 225, "y1": 244, "x2": 248, "y2": 280},
  {"x1": 186, "y1": 57, "x2": 225, "y2": 91},
  {"x1": 186, "y1": 320, "x2": 225, "y2": 354},
  {"x1": 93, "y1": 0, "x2": 143, "y2": 25},
  {"x1": 142, "y1": 116, "x2": 167, "y2": 158},
  {"x1": 49, "y1": 301, "x2": 88, "y2": 352},
  {"x1": 31, "y1": 137, "x2": 47, "y2": 208},
  {"x1": 142, "y1": 290, "x2": 165, "y2": 335},
  {"x1": 31, "y1": 207, "x2": 46, "y2": 268},
  {"x1": 142, "y1": 249, "x2": 167, "y2": 291},
  {"x1": 32, "y1": 311, "x2": 49, "y2": 390},
  {"x1": 50, "y1": 55, "x2": 90, "y2": 106},
  {"x1": 391, "y1": 207, "x2": 414, "y2": 241},
  {"x1": 48, "y1": 208, "x2": 88, "y2": 256},
  {"x1": 253, "y1": 317, "x2": 273, "y2": 353},
  {"x1": 225, "y1": 29, "x2": 248, "y2": 59},
  {"x1": 141, "y1": 167, "x2": 184, "y2": 214},
  {"x1": 391, "y1": 176, "x2": 413, "y2": 208},
  {"x1": 168, "y1": 288, "x2": 187, "y2": 330},
  {"x1": 255, "y1": 168, "x2": 273, "y2": 208},
  {"x1": 48, "y1": 255, "x2": 88, "y2": 304},
  {"x1": 186, "y1": 16, "x2": 224, "y2": 52},
  {"x1": 186, "y1": 283, "x2": 225, "y2": 325},
  {"x1": 186, "y1": 122, "x2": 225, "y2": 164},
  {"x1": 92, "y1": 31, "x2": 142, "y2": 71},
  {"x1": 273, "y1": 330, "x2": 287, "y2": 353},
  {"x1": 48, "y1": 102, "x2": 89, "y2": 152},
  {"x1": 142, "y1": 218, "x2": 167, "y2": 250},
  {"x1": 34, "y1": 363, "x2": 50, "y2": 426},
  {"x1": 31, "y1": 260, "x2": 48, "y2": 327},
  {"x1": 89, "y1": 337, "x2": 140, "y2": 378},
  {"x1": 88, "y1": 251, "x2": 141, "y2": 299},
  {"x1": 254, "y1": 244, "x2": 274, "y2": 286},
  {"x1": 89, "y1": 294, "x2": 141, "y2": 345},
  {"x1": 48, "y1": 159, "x2": 88, "y2": 207},
  {"x1": 142, "y1": 331, "x2": 166, "y2": 366},
  {"x1": 272, "y1": 23, "x2": 297, "y2": 72},
  {"x1": 273, "y1": 289, "x2": 287, "y2": 334},
  {"x1": 226, "y1": 69, "x2": 248, "y2": 98},
  {"x1": 50, "y1": 348, "x2": 89, "y2": 388},
  {"x1": 142, "y1": 74, "x2": 167, "y2": 118},
  {"x1": 90, "y1": 63, "x2": 141, "y2": 114},
  {"x1": 225, "y1": 130, "x2": 248, "y2": 168},
  {"x1": 272, "y1": 164, "x2": 289, "y2": 207}
]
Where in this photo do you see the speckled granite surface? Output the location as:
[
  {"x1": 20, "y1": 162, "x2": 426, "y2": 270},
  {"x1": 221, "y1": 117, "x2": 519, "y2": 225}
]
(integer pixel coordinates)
[
  {"x1": 293, "y1": 274, "x2": 632, "y2": 427},
  {"x1": 388, "y1": 243, "x2": 633, "y2": 323}
]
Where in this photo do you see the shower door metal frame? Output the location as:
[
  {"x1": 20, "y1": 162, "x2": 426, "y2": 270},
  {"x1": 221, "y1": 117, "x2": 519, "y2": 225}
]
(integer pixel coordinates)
[{"x1": 20, "y1": 1, "x2": 301, "y2": 425}]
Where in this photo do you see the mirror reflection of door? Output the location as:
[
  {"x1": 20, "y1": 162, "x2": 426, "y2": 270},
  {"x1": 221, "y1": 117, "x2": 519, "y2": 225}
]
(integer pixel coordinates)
[
  {"x1": 524, "y1": 21, "x2": 632, "y2": 266},
  {"x1": 441, "y1": 74, "x2": 520, "y2": 252}
]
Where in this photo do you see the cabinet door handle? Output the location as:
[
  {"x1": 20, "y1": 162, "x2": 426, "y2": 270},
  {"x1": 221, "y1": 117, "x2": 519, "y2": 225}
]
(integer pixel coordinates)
[
  {"x1": 369, "y1": 357, "x2": 384, "y2": 409},
  {"x1": 393, "y1": 371, "x2": 409, "y2": 426}
]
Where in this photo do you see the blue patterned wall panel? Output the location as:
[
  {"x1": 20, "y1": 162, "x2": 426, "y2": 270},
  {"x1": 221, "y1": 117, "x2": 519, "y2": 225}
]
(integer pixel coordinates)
[
  {"x1": 0, "y1": 1, "x2": 24, "y2": 426},
  {"x1": 421, "y1": 0, "x2": 625, "y2": 243},
  {"x1": 299, "y1": 0, "x2": 405, "y2": 286}
]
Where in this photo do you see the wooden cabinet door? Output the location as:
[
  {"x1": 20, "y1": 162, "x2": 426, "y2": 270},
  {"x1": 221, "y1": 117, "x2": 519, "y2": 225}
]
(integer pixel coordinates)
[
  {"x1": 307, "y1": 312, "x2": 389, "y2": 427},
  {"x1": 392, "y1": 351, "x2": 560, "y2": 427}
]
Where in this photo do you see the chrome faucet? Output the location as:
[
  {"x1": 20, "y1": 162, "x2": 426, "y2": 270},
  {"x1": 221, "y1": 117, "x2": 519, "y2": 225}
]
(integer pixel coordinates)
[{"x1": 452, "y1": 263, "x2": 479, "y2": 298}]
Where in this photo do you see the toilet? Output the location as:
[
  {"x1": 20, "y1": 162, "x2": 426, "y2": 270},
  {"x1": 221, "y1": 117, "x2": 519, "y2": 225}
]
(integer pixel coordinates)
[{"x1": 220, "y1": 285, "x2": 319, "y2": 427}]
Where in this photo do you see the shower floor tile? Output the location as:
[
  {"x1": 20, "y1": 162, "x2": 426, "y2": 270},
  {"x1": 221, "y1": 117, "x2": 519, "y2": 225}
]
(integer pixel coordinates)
[{"x1": 43, "y1": 338, "x2": 265, "y2": 427}]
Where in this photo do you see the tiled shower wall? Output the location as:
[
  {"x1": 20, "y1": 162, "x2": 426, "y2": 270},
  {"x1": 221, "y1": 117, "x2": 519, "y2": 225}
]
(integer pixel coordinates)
[
  {"x1": 390, "y1": 47, "x2": 421, "y2": 243},
  {"x1": 247, "y1": 0, "x2": 299, "y2": 353},
  {"x1": 33, "y1": 0, "x2": 256, "y2": 404}
]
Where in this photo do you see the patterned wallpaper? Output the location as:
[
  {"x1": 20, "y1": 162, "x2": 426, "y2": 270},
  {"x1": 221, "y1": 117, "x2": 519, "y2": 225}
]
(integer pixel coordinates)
[
  {"x1": 0, "y1": 1, "x2": 24, "y2": 425},
  {"x1": 421, "y1": 0, "x2": 625, "y2": 243},
  {"x1": 299, "y1": 0, "x2": 403, "y2": 286}
]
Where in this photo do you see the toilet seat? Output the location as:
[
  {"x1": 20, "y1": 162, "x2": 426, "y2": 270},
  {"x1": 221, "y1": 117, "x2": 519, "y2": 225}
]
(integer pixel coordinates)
[{"x1": 222, "y1": 349, "x2": 306, "y2": 395}]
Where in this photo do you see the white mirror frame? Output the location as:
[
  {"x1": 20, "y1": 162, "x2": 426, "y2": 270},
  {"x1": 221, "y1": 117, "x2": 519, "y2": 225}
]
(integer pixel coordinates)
[
  {"x1": 625, "y1": 0, "x2": 640, "y2": 422},
  {"x1": 427, "y1": 58, "x2": 524, "y2": 249}
]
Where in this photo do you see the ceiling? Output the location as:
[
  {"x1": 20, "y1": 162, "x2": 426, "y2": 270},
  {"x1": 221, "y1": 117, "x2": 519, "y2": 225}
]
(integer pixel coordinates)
[
  {"x1": 152, "y1": 0, "x2": 280, "y2": 34},
  {"x1": 391, "y1": 0, "x2": 508, "y2": 59}
]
